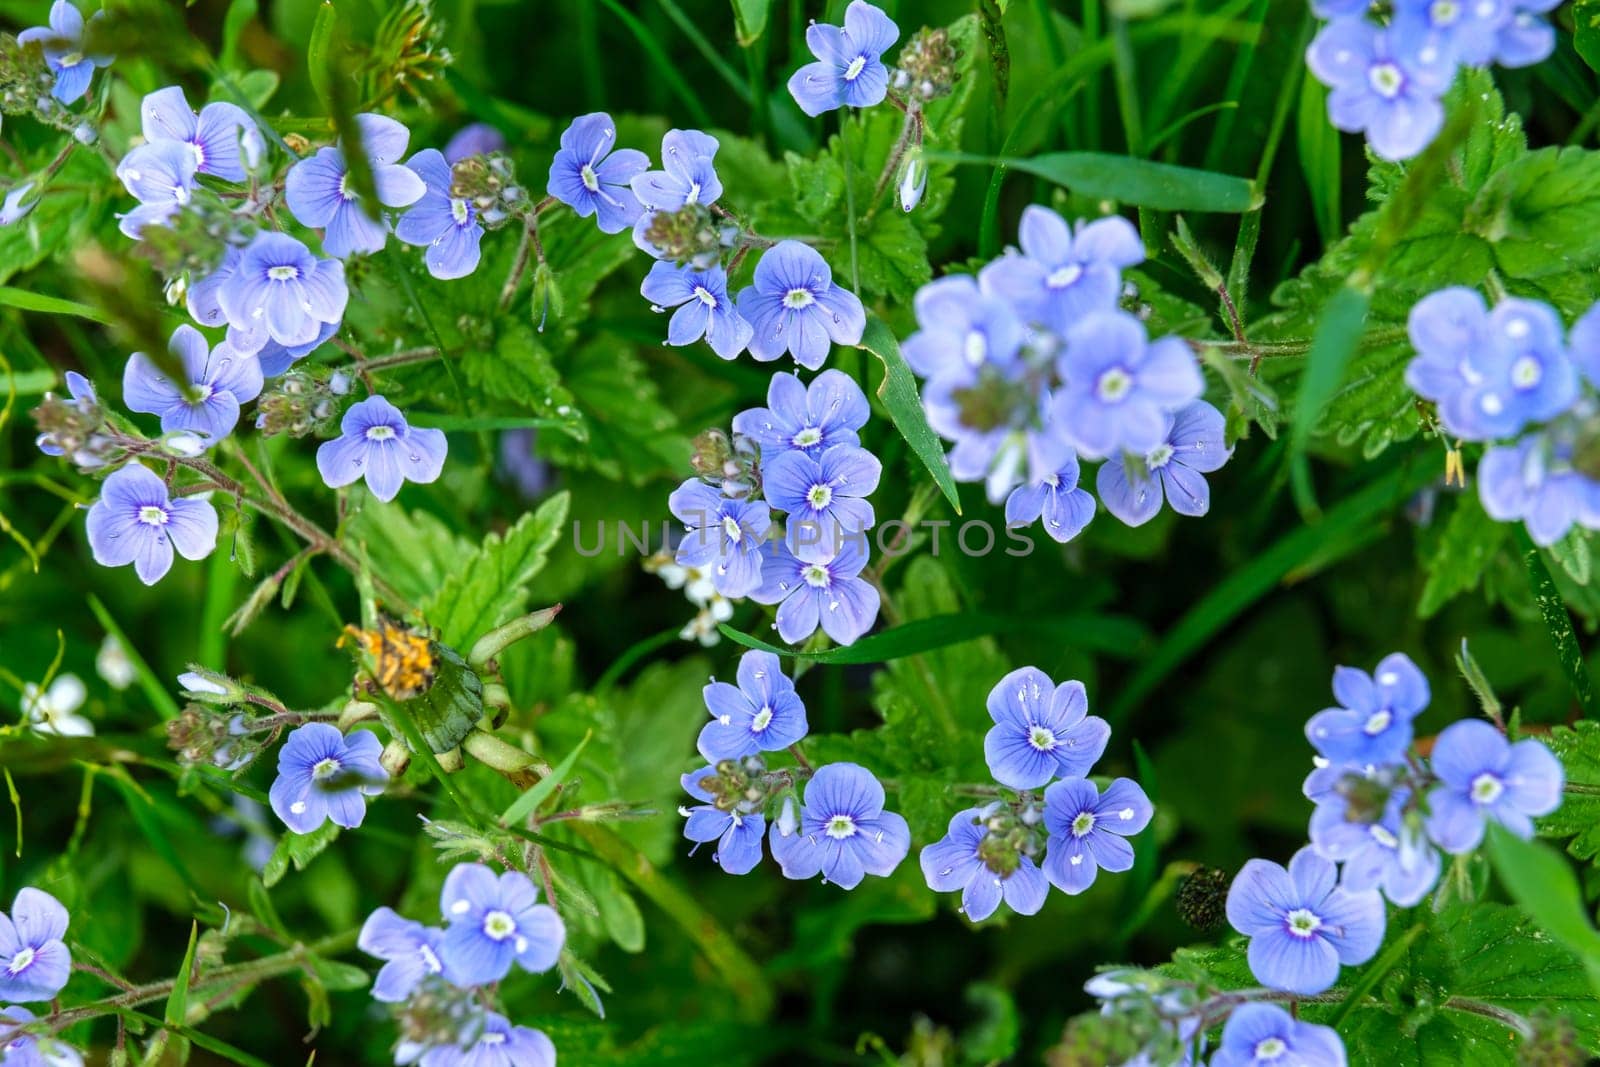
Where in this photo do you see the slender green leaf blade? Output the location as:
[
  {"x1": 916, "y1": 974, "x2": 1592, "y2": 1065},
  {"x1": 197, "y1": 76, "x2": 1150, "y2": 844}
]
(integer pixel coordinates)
[
  {"x1": 1289, "y1": 285, "x2": 1370, "y2": 514},
  {"x1": 931, "y1": 150, "x2": 1256, "y2": 212},
  {"x1": 500, "y1": 729, "x2": 593, "y2": 825},
  {"x1": 858, "y1": 316, "x2": 961, "y2": 513},
  {"x1": 165, "y1": 921, "x2": 200, "y2": 1026}
]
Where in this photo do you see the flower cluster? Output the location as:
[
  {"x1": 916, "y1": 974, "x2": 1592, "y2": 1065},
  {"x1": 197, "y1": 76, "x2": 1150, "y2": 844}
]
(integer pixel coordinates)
[
  {"x1": 667, "y1": 370, "x2": 882, "y2": 647},
  {"x1": 903, "y1": 206, "x2": 1229, "y2": 541},
  {"x1": 1230, "y1": 652, "x2": 1562, "y2": 995},
  {"x1": 921, "y1": 666, "x2": 1153, "y2": 920},
  {"x1": 677, "y1": 650, "x2": 909, "y2": 886},
  {"x1": 1306, "y1": 0, "x2": 1557, "y2": 161},
  {"x1": 18, "y1": 0, "x2": 111, "y2": 106},
  {"x1": 0, "y1": 887, "x2": 87, "y2": 1066},
  {"x1": 1405, "y1": 289, "x2": 1600, "y2": 546},
  {"x1": 358, "y1": 862, "x2": 561, "y2": 1066}
]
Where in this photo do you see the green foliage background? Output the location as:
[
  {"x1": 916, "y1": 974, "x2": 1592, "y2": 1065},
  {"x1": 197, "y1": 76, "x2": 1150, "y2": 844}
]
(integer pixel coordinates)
[{"x1": 3, "y1": 0, "x2": 1600, "y2": 1063}]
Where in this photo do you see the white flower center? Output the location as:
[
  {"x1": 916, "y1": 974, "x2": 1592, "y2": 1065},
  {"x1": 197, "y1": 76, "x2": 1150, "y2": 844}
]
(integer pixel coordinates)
[
  {"x1": 1471, "y1": 772, "x2": 1504, "y2": 805},
  {"x1": 450, "y1": 198, "x2": 470, "y2": 225},
  {"x1": 693, "y1": 285, "x2": 719, "y2": 308},
  {"x1": 311, "y1": 757, "x2": 341, "y2": 780},
  {"x1": 1431, "y1": 0, "x2": 1460, "y2": 22},
  {"x1": 1369, "y1": 62, "x2": 1404, "y2": 99},
  {"x1": 1254, "y1": 1036, "x2": 1288, "y2": 1060},
  {"x1": 1286, "y1": 908, "x2": 1322, "y2": 938},
  {"x1": 7, "y1": 946, "x2": 36, "y2": 975},
  {"x1": 1028, "y1": 725, "x2": 1058, "y2": 752},
  {"x1": 807, "y1": 483, "x2": 834, "y2": 509},
  {"x1": 137, "y1": 505, "x2": 168, "y2": 526},
  {"x1": 802, "y1": 563, "x2": 831, "y2": 588},
  {"x1": 1070, "y1": 811, "x2": 1096, "y2": 837},
  {"x1": 1096, "y1": 367, "x2": 1133, "y2": 402},
  {"x1": 826, "y1": 813, "x2": 858, "y2": 839},
  {"x1": 783, "y1": 287, "x2": 816, "y2": 310},
  {"x1": 1371, "y1": 824, "x2": 1399, "y2": 849},
  {"x1": 365, "y1": 424, "x2": 397, "y2": 442},
  {"x1": 267, "y1": 265, "x2": 299, "y2": 282},
  {"x1": 1363, "y1": 709, "x2": 1392, "y2": 735},
  {"x1": 843, "y1": 55, "x2": 868, "y2": 82},
  {"x1": 685, "y1": 180, "x2": 702, "y2": 205},
  {"x1": 964, "y1": 330, "x2": 988, "y2": 366},
  {"x1": 580, "y1": 163, "x2": 600, "y2": 192},
  {"x1": 482, "y1": 910, "x2": 518, "y2": 941},
  {"x1": 722, "y1": 515, "x2": 743, "y2": 543},
  {"x1": 751, "y1": 707, "x2": 773, "y2": 732},
  {"x1": 1146, "y1": 443, "x2": 1175, "y2": 469},
  {"x1": 483, "y1": 1032, "x2": 506, "y2": 1046},
  {"x1": 418, "y1": 943, "x2": 443, "y2": 973},
  {"x1": 1047, "y1": 263, "x2": 1083, "y2": 289},
  {"x1": 1511, "y1": 355, "x2": 1542, "y2": 389},
  {"x1": 793, "y1": 427, "x2": 822, "y2": 448}
]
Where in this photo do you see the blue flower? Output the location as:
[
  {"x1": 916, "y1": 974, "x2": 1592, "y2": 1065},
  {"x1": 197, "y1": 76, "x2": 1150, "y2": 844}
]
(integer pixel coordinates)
[
  {"x1": 414, "y1": 1012, "x2": 556, "y2": 1067},
  {"x1": 285, "y1": 114, "x2": 427, "y2": 259},
  {"x1": 1391, "y1": 0, "x2": 1509, "y2": 67},
  {"x1": 787, "y1": 1, "x2": 899, "y2": 116},
  {"x1": 123, "y1": 325, "x2": 262, "y2": 447},
  {"x1": 924, "y1": 361, "x2": 1072, "y2": 504},
  {"x1": 0, "y1": 888, "x2": 71, "y2": 1003},
  {"x1": 443, "y1": 122, "x2": 505, "y2": 164},
  {"x1": 667, "y1": 479, "x2": 771, "y2": 597},
  {"x1": 902, "y1": 274, "x2": 1025, "y2": 383},
  {"x1": 984, "y1": 667, "x2": 1110, "y2": 790},
  {"x1": 920, "y1": 808, "x2": 1050, "y2": 921},
  {"x1": 736, "y1": 240, "x2": 866, "y2": 370},
  {"x1": 139, "y1": 85, "x2": 259, "y2": 183},
  {"x1": 1225, "y1": 847, "x2": 1385, "y2": 995},
  {"x1": 1425, "y1": 719, "x2": 1563, "y2": 854},
  {"x1": 437, "y1": 863, "x2": 564, "y2": 985},
  {"x1": 1493, "y1": 0, "x2": 1559, "y2": 66},
  {"x1": 214, "y1": 231, "x2": 348, "y2": 355},
  {"x1": 1310, "y1": 787, "x2": 1441, "y2": 907},
  {"x1": 640, "y1": 262, "x2": 753, "y2": 360},
  {"x1": 498, "y1": 428, "x2": 550, "y2": 500},
  {"x1": 732, "y1": 369, "x2": 870, "y2": 459},
  {"x1": 1211, "y1": 1003, "x2": 1347, "y2": 1067},
  {"x1": 1304, "y1": 653, "x2": 1430, "y2": 768},
  {"x1": 0, "y1": 1005, "x2": 84, "y2": 1067},
  {"x1": 1095, "y1": 400, "x2": 1232, "y2": 527},
  {"x1": 268, "y1": 724, "x2": 387, "y2": 834},
  {"x1": 698, "y1": 650, "x2": 809, "y2": 761},
  {"x1": 769, "y1": 762, "x2": 910, "y2": 888},
  {"x1": 316, "y1": 395, "x2": 448, "y2": 503},
  {"x1": 1053, "y1": 310, "x2": 1203, "y2": 459},
  {"x1": 1306, "y1": 18, "x2": 1456, "y2": 161},
  {"x1": 1041, "y1": 778, "x2": 1153, "y2": 894},
  {"x1": 115, "y1": 140, "x2": 198, "y2": 239},
  {"x1": 1005, "y1": 456, "x2": 1097, "y2": 543},
  {"x1": 395, "y1": 149, "x2": 484, "y2": 280},
  {"x1": 546, "y1": 112, "x2": 648, "y2": 234},
  {"x1": 679, "y1": 767, "x2": 767, "y2": 874},
  {"x1": 631, "y1": 129, "x2": 722, "y2": 255},
  {"x1": 751, "y1": 532, "x2": 879, "y2": 645},
  {"x1": 358, "y1": 907, "x2": 447, "y2": 1002},
  {"x1": 1405, "y1": 287, "x2": 1577, "y2": 441},
  {"x1": 1479, "y1": 425, "x2": 1600, "y2": 546},
  {"x1": 18, "y1": 1, "x2": 111, "y2": 104},
  {"x1": 763, "y1": 444, "x2": 881, "y2": 555},
  {"x1": 979, "y1": 208, "x2": 1144, "y2": 335},
  {"x1": 86, "y1": 464, "x2": 218, "y2": 585}
]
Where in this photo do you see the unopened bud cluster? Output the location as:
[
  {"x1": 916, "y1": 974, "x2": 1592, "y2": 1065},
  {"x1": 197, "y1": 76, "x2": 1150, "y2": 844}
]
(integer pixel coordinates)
[
  {"x1": 136, "y1": 192, "x2": 260, "y2": 282},
  {"x1": 31, "y1": 388, "x2": 114, "y2": 471},
  {"x1": 690, "y1": 427, "x2": 761, "y2": 499},
  {"x1": 255, "y1": 368, "x2": 348, "y2": 439},
  {"x1": 449, "y1": 153, "x2": 525, "y2": 230},
  {"x1": 641, "y1": 202, "x2": 736, "y2": 270},
  {"x1": 892, "y1": 26, "x2": 961, "y2": 102},
  {"x1": 0, "y1": 34, "x2": 73, "y2": 129},
  {"x1": 973, "y1": 798, "x2": 1046, "y2": 878},
  {"x1": 694, "y1": 756, "x2": 771, "y2": 816}
]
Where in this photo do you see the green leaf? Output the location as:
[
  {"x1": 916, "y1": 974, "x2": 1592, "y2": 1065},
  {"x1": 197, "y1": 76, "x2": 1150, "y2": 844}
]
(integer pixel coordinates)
[
  {"x1": 1578, "y1": 0, "x2": 1600, "y2": 73},
  {"x1": 165, "y1": 921, "x2": 199, "y2": 1027},
  {"x1": 1485, "y1": 825, "x2": 1600, "y2": 995},
  {"x1": 306, "y1": 1, "x2": 337, "y2": 111},
  {"x1": 262, "y1": 822, "x2": 340, "y2": 889},
  {"x1": 857, "y1": 316, "x2": 961, "y2": 514},
  {"x1": 1289, "y1": 285, "x2": 1369, "y2": 514},
  {"x1": 344, "y1": 506, "x2": 473, "y2": 608},
  {"x1": 930, "y1": 150, "x2": 1256, "y2": 212},
  {"x1": 0, "y1": 286, "x2": 111, "y2": 324},
  {"x1": 721, "y1": 609, "x2": 1149, "y2": 665},
  {"x1": 499, "y1": 729, "x2": 592, "y2": 825},
  {"x1": 730, "y1": 0, "x2": 769, "y2": 45},
  {"x1": 421, "y1": 491, "x2": 570, "y2": 648},
  {"x1": 1419, "y1": 491, "x2": 1510, "y2": 618},
  {"x1": 1517, "y1": 527, "x2": 1600, "y2": 721},
  {"x1": 1538, "y1": 721, "x2": 1600, "y2": 866},
  {"x1": 1296, "y1": 73, "x2": 1341, "y2": 247},
  {"x1": 1551, "y1": 528, "x2": 1593, "y2": 587}
]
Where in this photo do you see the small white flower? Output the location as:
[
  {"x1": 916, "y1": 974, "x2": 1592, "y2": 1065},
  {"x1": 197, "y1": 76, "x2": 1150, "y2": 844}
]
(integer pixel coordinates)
[
  {"x1": 95, "y1": 634, "x2": 135, "y2": 690},
  {"x1": 22, "y1": 674, "x2": 93, "y2": 737}
]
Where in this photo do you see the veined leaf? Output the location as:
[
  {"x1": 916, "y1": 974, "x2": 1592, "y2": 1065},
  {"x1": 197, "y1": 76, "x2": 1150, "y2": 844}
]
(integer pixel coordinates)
[{"x1": 857, "y1": 316, "x2": 961, "y2": 513}]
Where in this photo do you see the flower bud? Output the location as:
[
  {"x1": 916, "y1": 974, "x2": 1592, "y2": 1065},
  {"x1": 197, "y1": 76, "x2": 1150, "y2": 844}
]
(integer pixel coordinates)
[
  {"x1": 777, "y1": 794, "x2": 798, "y2": 837},
  {"x1": 1175, "y1": 866, "x2": 1230, "y2": 931},
  {"x1": 71, "y1": 121, "x2": 96, "y2": 145},
  {"x1": 178, "y1": 666, "x2": 246, "y2": 705},
  {"x1": 897, "y1": 148, "x2": 927, "y2": 213}
]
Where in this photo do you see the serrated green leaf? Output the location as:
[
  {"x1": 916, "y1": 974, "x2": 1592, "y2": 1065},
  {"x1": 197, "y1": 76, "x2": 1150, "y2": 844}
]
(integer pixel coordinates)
[
  {"x1": 421, "y1": 492, "x2": 570, "y2": 649},
  {"x1": 1420, "y1": 492, "x2": 1510, "y2": 618},
  {"x1": 1485, "y1": 825, "x2": 1600, "y2": 996},
  {"x1": 262, "y1": 822, "x2": 340, "y2": 888},
  {"x1": 857, "y1": 315, "x2": 961, "y2": 513},
  {"x1": 1539, "y1": 721, "x2": 1600, "y2": 864}
]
